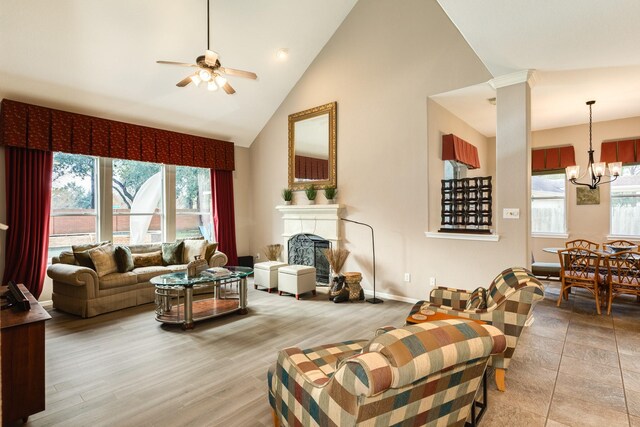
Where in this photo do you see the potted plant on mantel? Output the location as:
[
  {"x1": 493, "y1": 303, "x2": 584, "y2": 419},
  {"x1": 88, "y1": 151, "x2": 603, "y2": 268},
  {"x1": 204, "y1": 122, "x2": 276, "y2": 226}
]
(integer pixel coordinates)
[
  {"x1": 305, "y1": 185, "x2": 317, "y2": 204},
  {"x1": 324, "y1": 187, "x2": 337, "y2": 204},
  {"x1": 282, "y1": 188, "x2": 293, "y2": 205}
]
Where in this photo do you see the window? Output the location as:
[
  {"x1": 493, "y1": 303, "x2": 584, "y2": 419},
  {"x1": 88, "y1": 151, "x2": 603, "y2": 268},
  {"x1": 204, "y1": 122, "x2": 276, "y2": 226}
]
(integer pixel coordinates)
[
  {"x1": 175, "y1": 166, "x2": 212, "y2": 240},
  {"x1": 112, "y1": 159, "x2": 163, "y2": 245},
  {"x1": 444, "y1": 160, "x2": 467, "y2": 180},
  {"x1": 531, "y1": 173, "x2": 566, "y2": 234},
  {"x1": 49, "y1": 153, "x2": 98, "y2": 258},
  {"x1": 611, "y1": 164, "x2": 640, "y2": 236}
]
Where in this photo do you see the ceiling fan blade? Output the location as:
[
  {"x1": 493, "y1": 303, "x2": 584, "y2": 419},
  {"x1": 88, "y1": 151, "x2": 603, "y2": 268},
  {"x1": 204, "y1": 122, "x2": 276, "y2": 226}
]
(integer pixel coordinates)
[
  {"x1": 222, "y1": 82, "x2": 236, "y2": 94},
  {"x1": 157, "y1": 60, "x2": 198, "y2": 67},
  {"x1": 205, "y1": 50, "x2": 219, "y2": 67},
  {"x1": 219, "y1": 66, "x2": 257, "y2": 80},
  {"x1": 176, "y1": 75, "x2": 193, "y2": 87}
]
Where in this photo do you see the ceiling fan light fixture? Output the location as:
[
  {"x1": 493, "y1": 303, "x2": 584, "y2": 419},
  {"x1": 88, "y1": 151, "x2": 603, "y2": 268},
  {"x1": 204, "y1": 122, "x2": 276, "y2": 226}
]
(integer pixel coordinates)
[
  {"x1": 207, "y1": 81, "x2": 218, "y2": 91},
  {"x1": 214, "y1": 74, "x2": 227, "y2": 87},
  {"x1": 190, "y1": 74, "x2": 202, "y2": 86},
  {"x1": 198, "y1": 69, "x2": 212, "y2": 82},
  {"x1": 276, "y1": 48, "x2": 289, "y2": 60}
]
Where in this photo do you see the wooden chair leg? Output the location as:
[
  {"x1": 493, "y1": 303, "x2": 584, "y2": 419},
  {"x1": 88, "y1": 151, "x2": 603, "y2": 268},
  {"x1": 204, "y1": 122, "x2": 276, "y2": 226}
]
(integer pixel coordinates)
[
  {"x1": 594, "y1": 286, "x2": 601, "y2": 315},
  {"x1": 557, "y1": 283, "x2": 565, "y2": 307},
  {"x1": 495, "y1": 368, "x2": 506, "y2": 392},
  {"x1": 272, "y1": 409, "x2": 280, "y2": 427}
]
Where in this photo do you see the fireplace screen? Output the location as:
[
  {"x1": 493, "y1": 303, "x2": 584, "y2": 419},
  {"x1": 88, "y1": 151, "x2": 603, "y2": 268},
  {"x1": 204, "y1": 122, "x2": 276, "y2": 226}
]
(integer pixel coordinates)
[{"x1": 288, "y1": 233, "x2": 331, "y2": 284}]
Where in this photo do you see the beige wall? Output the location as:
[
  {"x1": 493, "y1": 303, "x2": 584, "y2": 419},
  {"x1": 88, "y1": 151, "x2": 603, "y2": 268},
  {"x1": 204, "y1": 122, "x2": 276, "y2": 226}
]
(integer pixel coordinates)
[
  {"x1": 248, "y1": 0, "x2": 543, "y2": 300},
  {"x1": 531, "y1": 116, "x2": 640, "y2": 263}
]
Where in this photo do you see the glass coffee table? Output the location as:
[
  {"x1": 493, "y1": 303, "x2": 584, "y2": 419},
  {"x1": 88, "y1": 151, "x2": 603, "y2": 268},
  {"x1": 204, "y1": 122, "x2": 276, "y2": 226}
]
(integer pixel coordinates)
[{"x1": 151, "y1": 266, "x2": 253, "y2": 330}]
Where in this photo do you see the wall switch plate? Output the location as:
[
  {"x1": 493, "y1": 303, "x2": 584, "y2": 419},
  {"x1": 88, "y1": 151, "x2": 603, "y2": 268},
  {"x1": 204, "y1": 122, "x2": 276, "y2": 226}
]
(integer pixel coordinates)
[
  {"x1": 503, "y1": 208, "x2": 520, "y2": 219},
  {"x1": 429, "y1": 277, "x2": 436, "y2": 286},
  {"x1": 404, "y1": 273, "x2": 411, "y2": 282}
]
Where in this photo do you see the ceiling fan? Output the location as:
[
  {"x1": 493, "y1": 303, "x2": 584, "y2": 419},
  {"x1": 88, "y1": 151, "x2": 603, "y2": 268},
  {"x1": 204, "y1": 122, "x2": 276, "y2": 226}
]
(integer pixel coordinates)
[{"x1": 156, "y1": 0, "x2": 257, "y2": 95}]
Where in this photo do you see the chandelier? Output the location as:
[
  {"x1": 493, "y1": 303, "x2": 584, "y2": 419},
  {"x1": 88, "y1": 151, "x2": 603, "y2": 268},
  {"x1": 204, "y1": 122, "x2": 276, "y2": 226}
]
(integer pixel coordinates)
[{"x1": 566, "y1": 100, "x2": 622, "y2": 189}]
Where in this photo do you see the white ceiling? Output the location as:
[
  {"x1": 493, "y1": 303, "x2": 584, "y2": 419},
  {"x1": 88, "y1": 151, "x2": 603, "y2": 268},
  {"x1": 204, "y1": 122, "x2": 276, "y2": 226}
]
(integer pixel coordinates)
[
  {"x1": 0, "y1": 0, "x2": 356, "y2": 146},
  {"x1": 435, "y1": 0, "x2": 640, "y2": 137},
  {"x1": 2, "y1": 1, "x2": 639, "y2": 145}
]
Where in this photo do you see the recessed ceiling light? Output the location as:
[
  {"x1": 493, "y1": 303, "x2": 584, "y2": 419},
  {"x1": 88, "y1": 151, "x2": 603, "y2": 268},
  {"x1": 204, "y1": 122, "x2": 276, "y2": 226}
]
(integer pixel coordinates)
[{"x1": 276, "y1": 48, "x2": 289, "y2": 60}]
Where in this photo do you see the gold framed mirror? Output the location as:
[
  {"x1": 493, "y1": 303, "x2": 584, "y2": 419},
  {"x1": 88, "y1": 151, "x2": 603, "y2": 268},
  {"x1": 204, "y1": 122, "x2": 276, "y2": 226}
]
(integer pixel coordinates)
[{"x1": 288, "y1": 102, "x2": 337, "y2": 190}]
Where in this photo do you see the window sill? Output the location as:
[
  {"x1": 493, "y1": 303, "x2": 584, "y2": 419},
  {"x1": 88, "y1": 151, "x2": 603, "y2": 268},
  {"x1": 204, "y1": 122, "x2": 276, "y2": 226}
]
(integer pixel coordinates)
[
  {"x1": 606, "y1": 234, "x2": 640, "y2": 242},
  {"x1": 424, "y1": 231, "x2": 500, "y2": 242},
  {"x1": 531, "y1": 232, "x2": 569, "y2": 239}
]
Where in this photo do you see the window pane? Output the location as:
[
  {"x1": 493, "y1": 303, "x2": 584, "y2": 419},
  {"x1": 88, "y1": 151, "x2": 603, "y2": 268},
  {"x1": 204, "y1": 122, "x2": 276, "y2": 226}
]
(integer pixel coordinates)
[
  {"x1": 176, "y1": 166, "x2": 212, "y2": 240},
  {"x1": 113, "y1": 159, "x2": 163, "y2": 244},
  {"x1": 531, "y1": 173, "x2": 566, "y2": 233},
  {"x1": 49, "y1": 153, "x2": 97, "y2": 259},
  {"x1": 611, "y1": 165, "x2": 640, "y2": 236}
]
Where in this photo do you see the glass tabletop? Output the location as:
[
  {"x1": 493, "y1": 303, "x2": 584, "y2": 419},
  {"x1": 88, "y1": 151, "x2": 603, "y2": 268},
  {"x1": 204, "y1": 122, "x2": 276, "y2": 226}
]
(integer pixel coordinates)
[{"x1": 150, "y1": 266, "x2": 254, "y2": 287}]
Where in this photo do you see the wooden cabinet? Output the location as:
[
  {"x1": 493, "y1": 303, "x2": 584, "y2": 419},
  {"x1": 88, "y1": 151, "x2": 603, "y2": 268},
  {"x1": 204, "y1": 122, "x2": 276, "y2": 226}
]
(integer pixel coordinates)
[{"x1": 1, "y1": 283, "x2": 51, "y2": 424}]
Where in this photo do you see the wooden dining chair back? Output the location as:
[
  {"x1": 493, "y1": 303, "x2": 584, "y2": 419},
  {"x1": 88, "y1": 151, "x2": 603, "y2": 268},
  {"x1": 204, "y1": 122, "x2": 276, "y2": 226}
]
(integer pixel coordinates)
[
  {"x1": 604, "y1": 240, "x2": 638, "y2": 250},
  {"x1": 558, "y1": 248, "x2": 604, "y2": 314},
  {"x1": 605, "y1": 250, "x2": 640, "y2": 315},
  {"x1": 565, "y1": 239, "x2": 600, "y2": 250}
]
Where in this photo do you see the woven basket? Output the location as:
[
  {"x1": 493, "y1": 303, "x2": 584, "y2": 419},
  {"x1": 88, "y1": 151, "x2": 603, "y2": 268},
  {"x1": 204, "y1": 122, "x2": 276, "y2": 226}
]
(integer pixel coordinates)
[{"x1": 343, "y1": 272, "x2": 363, "y2": 301}]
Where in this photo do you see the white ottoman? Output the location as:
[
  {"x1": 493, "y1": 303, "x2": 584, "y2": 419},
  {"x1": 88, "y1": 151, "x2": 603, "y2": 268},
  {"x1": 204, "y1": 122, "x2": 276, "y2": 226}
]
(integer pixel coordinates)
[
  {"x1": 254, "y1": 261, "x2": 288, "y2": 292},
  {"x1": 278, "y1": 265, "x2": 317, "y2": 300}
]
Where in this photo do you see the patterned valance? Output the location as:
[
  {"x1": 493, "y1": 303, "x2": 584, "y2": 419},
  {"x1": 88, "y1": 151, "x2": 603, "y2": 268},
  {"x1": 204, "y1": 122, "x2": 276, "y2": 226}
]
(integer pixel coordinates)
[
  {"x1": 442, "y1": 134, "x2": 480, "y2": 169},
  {"x1": 0, "y1": 99, "x2": 234, "y2": 170},
  {"x1": 531, "y1": 146, "x2": 575, "y2": 172},
  {"x1": 600, "y1": 138, "x2": 639, "y2": 164}
]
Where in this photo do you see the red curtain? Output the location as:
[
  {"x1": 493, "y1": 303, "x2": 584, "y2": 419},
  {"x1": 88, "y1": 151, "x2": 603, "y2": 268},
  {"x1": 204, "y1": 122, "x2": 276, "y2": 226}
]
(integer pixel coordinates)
[
  {"x1": 212, "y1": 169, "x2": 238, "y2": 266},
  {"x1": 2, "y1": 147, "x2": 53, "y2": 298}
]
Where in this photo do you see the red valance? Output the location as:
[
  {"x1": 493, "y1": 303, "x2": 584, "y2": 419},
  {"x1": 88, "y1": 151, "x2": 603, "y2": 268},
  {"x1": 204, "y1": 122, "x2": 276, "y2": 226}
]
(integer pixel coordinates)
[
  {"x1": 600, "y1": 139, "x2": 639, "y2": 164},
  {"x1": 531, "y1": 146, "x2": 575, "y2": 172},
  {"x1": 295, "y1": 155, "x2": 329, "y2": 180},
  {"x1": 0, "y1": 99, "x2": 234, "y2": 170},
  {"x1": 442, "y1": 134, "x2": 480, "y2": 169}
]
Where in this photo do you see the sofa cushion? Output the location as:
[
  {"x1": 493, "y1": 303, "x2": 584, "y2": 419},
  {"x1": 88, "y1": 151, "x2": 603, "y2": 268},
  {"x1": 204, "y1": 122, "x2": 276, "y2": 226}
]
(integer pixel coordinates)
[
  {"x1": 205, "y1": 242, "x2": 218, "y2": 262},
  {"x1": 129, "y1": 243, "x2": 162, "y2": 254},
  {"x1": 132, "y1": 251, "x2": 163, "y2": 268},
  {"x1": 100, "y1": 271, "x2": 138, "y2": 289},
  {"x1": 162, "y1": 241, "x2": 184, "y2": 266},
  {"x1": 183, "y1": 239, "x2": 207, "y2": 262},
  {"x1": 88, "y1": 244, "x2": 119, "y2": 278},
  {"x1": 72, "y1": 241, "x2": 109, "y2": 270},
  {"x1": 133, "y1": 266, "x2": 172, "y2": 283},
  {"x1": 114, "y1": 245, "x2": 134, "y2": 273}
]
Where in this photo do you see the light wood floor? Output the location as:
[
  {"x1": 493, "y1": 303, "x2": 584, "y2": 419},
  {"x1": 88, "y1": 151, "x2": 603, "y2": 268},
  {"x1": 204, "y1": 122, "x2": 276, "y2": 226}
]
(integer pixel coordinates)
[{"x1": 12, "y1": 279, "x2": 640, "y2": 427}]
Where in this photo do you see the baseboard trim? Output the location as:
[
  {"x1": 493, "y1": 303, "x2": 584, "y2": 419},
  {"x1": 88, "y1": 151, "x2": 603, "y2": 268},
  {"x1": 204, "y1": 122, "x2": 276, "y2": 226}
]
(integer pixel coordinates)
[
  {"x1": 362, "y1": 290, "x2": 420, "y2": 304},
  {"x1": 39, "y1": 299, "x2": 53, "y2": 308}
]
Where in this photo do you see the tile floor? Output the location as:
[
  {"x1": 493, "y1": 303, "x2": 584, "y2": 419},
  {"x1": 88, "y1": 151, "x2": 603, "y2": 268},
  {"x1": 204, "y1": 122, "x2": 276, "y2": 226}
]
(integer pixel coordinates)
[{"x1": 483, "y1": 281, "x2": 640, "y2": 427}]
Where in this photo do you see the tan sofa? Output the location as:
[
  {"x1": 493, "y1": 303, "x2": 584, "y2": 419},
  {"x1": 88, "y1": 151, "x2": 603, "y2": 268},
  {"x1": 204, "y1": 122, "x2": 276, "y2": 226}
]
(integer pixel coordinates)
[{"x1": 47, "y1": 243, "x2": 227, "y2": 318}]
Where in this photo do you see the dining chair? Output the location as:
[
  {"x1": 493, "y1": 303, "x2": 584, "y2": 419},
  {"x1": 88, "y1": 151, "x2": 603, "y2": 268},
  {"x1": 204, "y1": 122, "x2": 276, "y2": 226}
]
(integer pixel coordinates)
[
  {"x1": 565, "y1": 239, "x2": 600, "y2": 250},
  {"x1": 604, "y1": 250, "x2": 640, "y2": 315},
  {"x1": 558, "y1": 248, "x2": 604, "y2": 314}
]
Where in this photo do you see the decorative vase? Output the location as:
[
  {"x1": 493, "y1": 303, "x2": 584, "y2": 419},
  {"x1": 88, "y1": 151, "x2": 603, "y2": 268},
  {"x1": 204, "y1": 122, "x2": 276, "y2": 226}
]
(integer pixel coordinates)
[
  {"x1": 307, "y1": 198, "x2": 316, "y2": 205},
  {"x1": 283, "y1": 200, "x2": 291, "y2": 205},
  {"x1": 327, "y1": 198, "x2": 336, "y2": 204}
]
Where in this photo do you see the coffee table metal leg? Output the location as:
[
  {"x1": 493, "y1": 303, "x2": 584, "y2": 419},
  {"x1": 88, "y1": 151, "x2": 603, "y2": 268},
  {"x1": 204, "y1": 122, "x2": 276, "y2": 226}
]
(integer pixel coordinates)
[
  {"x1": 239, "y1": 277, "x2": 248, "y2": 314},
  {"x1": 183, "y1": 287, "x2": 194, "y2": 329}
]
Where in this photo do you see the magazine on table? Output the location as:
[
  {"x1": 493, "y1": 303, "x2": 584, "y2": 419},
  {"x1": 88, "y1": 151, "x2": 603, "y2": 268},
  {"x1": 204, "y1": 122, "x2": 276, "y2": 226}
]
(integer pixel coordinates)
[{"x1": 206, "y1": 267, "x2": 231, "y2": 278}]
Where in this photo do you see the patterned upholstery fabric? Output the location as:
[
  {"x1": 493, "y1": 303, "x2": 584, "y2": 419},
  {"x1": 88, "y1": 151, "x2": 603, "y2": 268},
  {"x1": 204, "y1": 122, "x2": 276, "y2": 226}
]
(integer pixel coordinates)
[
  {"x1": 465, "y1": 286, "x2": 487, "y2": 310},
  {"x1": 268, "y1": 319, "x2": 506, "y2": 427},
  {"x1": 414, "y1": 267, "x2": 545, "y2": 370}
]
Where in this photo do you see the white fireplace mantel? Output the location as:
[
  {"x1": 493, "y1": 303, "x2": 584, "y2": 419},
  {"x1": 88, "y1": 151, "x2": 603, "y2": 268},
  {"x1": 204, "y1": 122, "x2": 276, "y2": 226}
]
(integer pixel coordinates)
[{"x1": 275, "y1": 204, "x2": 344, "y2": 256}]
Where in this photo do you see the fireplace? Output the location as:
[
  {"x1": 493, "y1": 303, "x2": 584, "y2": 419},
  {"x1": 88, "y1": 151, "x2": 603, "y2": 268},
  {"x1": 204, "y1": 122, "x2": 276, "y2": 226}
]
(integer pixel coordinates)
[{"x1": 288, "y1": 234, "x2": 331, "y2": 284}]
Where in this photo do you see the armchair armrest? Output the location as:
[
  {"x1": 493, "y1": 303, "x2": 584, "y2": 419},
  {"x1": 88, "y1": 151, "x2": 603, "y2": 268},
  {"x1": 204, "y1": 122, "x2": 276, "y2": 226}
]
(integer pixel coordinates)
[
  {"x1": 429, "y1": 286, "x2": 472, "y2": 310},
  {"x1": 277, "y1": 347, "x2": 332, "y2": 387},
  {"x1": 47, "y1": 263, "x2": 99, "y2": 300},
  {"x1": 208, "y1": 251, "x2": 228, "y2": 268}
]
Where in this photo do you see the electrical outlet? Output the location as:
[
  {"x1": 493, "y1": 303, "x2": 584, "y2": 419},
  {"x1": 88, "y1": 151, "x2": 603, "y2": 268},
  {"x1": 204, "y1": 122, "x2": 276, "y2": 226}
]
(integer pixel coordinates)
[
  {"x1": 503, "y1": 208, "x2": 520, "y2": 219},
  {"x1": 404, "y1": 273, "x2": 411, "y2": 282},
  {"x1": 429, "y1": 277, "x2": 436, "y2": 287},
  {"x1": 256, "y1": 253, "x2": 260, "y2": 260}
]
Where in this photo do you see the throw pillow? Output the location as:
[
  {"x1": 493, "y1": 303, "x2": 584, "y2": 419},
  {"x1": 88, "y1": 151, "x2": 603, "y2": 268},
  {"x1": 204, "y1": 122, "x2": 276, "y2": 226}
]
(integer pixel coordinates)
[
  {"x1": 132, "y1": 251, "x2": 163, "y2": 268},
  {"x1": 161, "y1": 241, "x2": 184, "y2": 266},
  {"x1": 88, "y1": 244, "x2": 118, "y2": 278},
  {"x1": 183, "y1": 239, "x2": 207, "y2": 262},
  {"x1": 465, "y1": 287, "x2": 487, "y2": 311},
  {"x1": 204, "y1": 242, "x2": 218, "y2": 262},
  {"x1": 58, "y1": 251, "x2": 78, "y2": 265},
  {"x1": 72, "y1": 241, "x2": 109, "y2": 270},
  {"x1": 114, "y1": 245, "x2": 134, "y2": 273}
]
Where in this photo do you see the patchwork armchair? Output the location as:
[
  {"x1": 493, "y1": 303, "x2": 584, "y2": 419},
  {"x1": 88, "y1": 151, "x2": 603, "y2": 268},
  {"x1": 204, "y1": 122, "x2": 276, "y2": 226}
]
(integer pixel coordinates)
[
  {"x1": 408, "y1": 267, "x2": 545, "y2": 391},
  {"x1": 268, "y1": 319, "x2": 506, "y2": 427}
]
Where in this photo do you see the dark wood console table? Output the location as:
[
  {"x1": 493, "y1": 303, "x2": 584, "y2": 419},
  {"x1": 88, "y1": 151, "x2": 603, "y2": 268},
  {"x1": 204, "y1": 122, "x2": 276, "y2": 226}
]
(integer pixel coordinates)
[{"x1": 1, "y1": 283, "x2": 51, "y2": 424}]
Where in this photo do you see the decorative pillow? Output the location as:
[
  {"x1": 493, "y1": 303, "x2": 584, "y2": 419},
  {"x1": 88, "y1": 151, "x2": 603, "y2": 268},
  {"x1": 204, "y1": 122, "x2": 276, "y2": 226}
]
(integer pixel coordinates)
[
  {"x1": 162, "y1": 241, "x2": 184, "y2": 266},
  {"x1": 58, "y1": 251, "x2": 78, "y2": 265},
  {"x1": 465, "y1": 287, "x2": 487, "y2": 311},
  {"x1": 88, "y1": 244, "x2": 118, "y2": 278},
  {"x1": 205, "y1": 242, "x2": 218, "y2": 262},
  {"x1": 132, "y1": 251, "x2": 163, "y2": 268},
  {"x1": 183, "y1": 239, "x2": 207, "y2": 262},
  {"x1": 114, "y1": 245, "x2": 134, "y2": 273},
  {"x1": 72, "y1": 241, "x2": 110, "y2": 270}
]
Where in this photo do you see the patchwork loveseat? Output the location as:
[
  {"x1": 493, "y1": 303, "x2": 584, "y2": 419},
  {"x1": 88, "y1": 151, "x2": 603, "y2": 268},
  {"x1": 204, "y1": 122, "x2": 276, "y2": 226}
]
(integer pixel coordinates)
[
  {"x1": 47, "y1": 241, "x2": 227, "y2": 318},
  {"x1": 268, "y1": 319, "x2": 506, "y2": 427}
]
